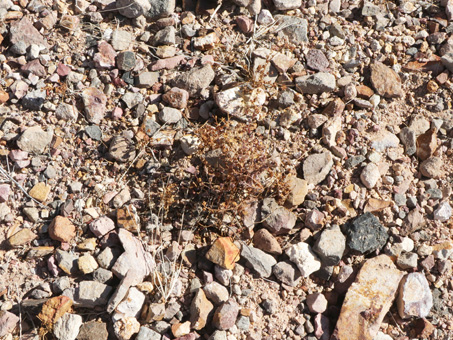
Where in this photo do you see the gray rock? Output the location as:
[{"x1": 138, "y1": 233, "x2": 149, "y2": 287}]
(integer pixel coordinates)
[
  {"x1": 136, "y1": 71, "x2": 159, "y2": 88},
  {"x1": 172, "y1": 64, "x2": 215, "y2": 97},
  {"x1": 76, "y1": 281, "x2": 113, "y2": 307},
  {"x1": 236, "y1": 315, "x2": 250, "y2": 331},
  {"x1": 214, "y1": 265, "x2": 233, "y2": 286},
  {"x1": 344, "y1": 213, "x2": 388, "y2": 254},
  {"x1": 147, "y1": 0, "x2": 175, "y2": 19},
  {"x1": 109, "y1": 136, "x2": 136, "y2": 163},
  {"x1": 241, "y1": 243, "x2": 277, "y2": 278},
  {"x1": 55, "y1": 103, "x2": 78, "y2": 121},
  {"x1": 434, "y1": 201, "x2": 452, "y2": 222},
  {"x1": 295, "y1": 73, "x2": 336, "y2": 94},
  {"x1": 272, "y1": 261, "x2": 301, "y2": 286},
  {"x1": 394, "y1": 193, "x2": 407, "y2": 207},
  {"x1": 77, "y1": 320, "x2": 109, "y2": 340},
  {"x1": 273, "y1": 0, "x2": 301, "y2": 11},
  {"x1": 121, "y1": 92, "x2": 143, "y2": 109},
  {"x1": 17, "y1": 125, "x2": 53, "y2": 154},
  {"x1": 117, "y1": 51, "x2": 136, "y2": 71},
  {"x1": 362, "y1": 1, "x2": 380, "y2": 16},
  {"x1": 97, "y1": 247, "x2": 121, "y2": 269},
  {"x1": 208, "y1": 330, "x2": 227, "y2": 340},
  {"x1": 360, "y1": 163, "x2": 380, "y2": 189},
  {"x1": 55, "y1": 249, "x2": 79, "y2": 275},
  {"x1": 153, "y1": 26, "x2": 175, "y2": 46},
  {"x1": 116, "y1": 0, "x2": 151, "y2": 18},
  {"x1": 22, "y1": 89, "x2": 46, "y2": 111},
  {"x1": 158, "y1": 107, "x2": 182, "y2": 124},
  {"x1": 10, "y1": 17, "x2": 48, "y2": 50},
  {"x1": 52, "y1": 276, "x2": 71, "y2": 294},
  {"x1": 313, "y1": 225, "x2": 345, "y2": 266},
  {"x1": 370, "y1": 130, "x2": 400, "y2": 152},
  {"x1": 93, "y1": 268, "x2": 113, "y2": 283},
  {"x1": 397, "y1": 252, "x2": 418, "y2": 269},
  {"x1": 399, "y1": 127, "x2": 416, "y2": 156},
  {"x1": 203, "y1": 281, "x2": 229, "y2": 305},
  {"x1": 53, "y1": 313, "x2": 83, "y2": 340},
  {"x1": 261, "y1": 198, "x2": 296, "y2": 235},
  {"x1": 303, "y1": 151, "x2": 333, "y2": 185},
  {"x1": 344, "y1": 155, "x2": 366, "y2": 169},
  {"x1": 85, "y1": 125, "x2": 102, "y2": 141},
  {"x1": 441, "y1": 52, "x2": 453, "y2": 73},
  {"x1": 136, "y1": 326, "x2": 161, "y2": 340},
  {"x1": 275, "y1": 15, "x2": 308, "y2": 43},
  {"x1": 111, "y1": 30, "x2": 132, "y2": 51}
]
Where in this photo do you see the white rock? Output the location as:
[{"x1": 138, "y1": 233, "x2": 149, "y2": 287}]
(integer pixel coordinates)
[
  {"x1": 53, "y1": 313, "x2": 83, "y2": 340},
  {"x1": 360, "y1": 163, "x2": 380, "y2": 189},
  {"x1": 114, "y1": 287, "x2": 146, "y2": 319},
  {"x1": 273, "y1": 0, "x2": 302, "y2": 11},
  {"x1": 433, "y1": 201, "x2": 452, "y2": 222},
  {"x1": 285, "y1": 242, "x2": 321, "y2": 277},
  {"x1": 215, "y1": 86, "x2": 266, "y2": 121},
  {"x1": 400, "y1": 237, "x2": 414, "y2": 252},
  {"x1": 322, "y1": 115, "x2": 341, "y2": 147},
  {"x1": 373, "y1": 331, "x2": 393, "y2": 340},
  {"x1": 257, "y1": 9, "x2": 274, "y2": 25},
  {"x1": 180, "y1": 135, "x2": 200, "y2": 155},
  {"x1": 113, "y1": 316, "x2": 141, "y2": 340},
  {"x1": 397, "y1": 273, "x2": 433, "y2": 319}
]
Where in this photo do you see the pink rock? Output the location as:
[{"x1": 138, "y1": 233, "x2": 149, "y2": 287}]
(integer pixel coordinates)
[
  {"x1": 9, "y1": 17, "x2": 48, "y2": 49},
  {"x1": 111, "y1": 107, "x2": 123, "y2": 120},
  {"x1": 93, "y1": 40, "x2": 117, "y2": 69},
  {"x1": 9, "y1": 150, "x2": 28, "y2": 161},
  {"x1": 306, "y1": 293, "x2": 328, "y2": 314},
  {"x1": 48, "y1": 73, "x2": 60, "y2": 82},
  {"x1": 15, "y1": 160, "x2": 30, "y2": 168},
  {"x1": 314, "y1": 314, "x2": 330, "y2": 340},
  {"x1": 236, "y1": 16, "x2": 254, "y2": 34},
  {"x1": 0, "y1": 184, "x2": 10, "y2": 203},
  {"x1": 305, "y1": 210, "x2": 325, "y2": 231},
  {"x1": 201, "y1": 55, "x2": 215, "y2": 65},
  {"x1": 57, "y1": 63, "x2": 72, "y2": 77},
  {"x1": 103, "y1": 191, "x2": 118, "y2": 204},
  {"x1": 0, "y1": 311, "x2": 19, "y2": 337},
  {"x1": 82, "y1": 87, "x2": 107, "y2": 124},
  {"x1": 21, "y1": 59, "x2": 47, "y2": 77},
  {"x1": 11, "y1": 80, "x2": 29, "y2": 99},
  {"x1": 47, "y1": 255, "x2": 60, "y2": 277},
  {"x1": 90, "y1": 216, "x2": 116, "y2": 238},
  {"x1": 151, "y1": 55, "x2": 186, "y2": 71}
]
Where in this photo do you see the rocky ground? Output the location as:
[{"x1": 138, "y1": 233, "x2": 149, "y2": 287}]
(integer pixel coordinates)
[{"x1": 0, "y1": 0, "x2": 452, "y2": 339}]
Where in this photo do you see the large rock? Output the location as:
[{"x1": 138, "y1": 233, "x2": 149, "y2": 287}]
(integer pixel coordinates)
[
  {"x1": 370, "y1": 62, "x2": 403, "y2": 98},
  {"x1": 190, "y1": 289, "x2": 213, "y2": 330},
  {"x1": 241, "y1": 243, "x2": 277, "y2": 278},
  {"x1": 303, "y1": 151, "x2": 333, "y2": 185},
  {"x1": 10, "y1": 17, "x2": 48, "y2": 50},
  {"x1": 17, "y1": 125, "x2": 53, "y2": 154},
  {"x1": 331, "y1": 255, "x2": 404, "y2": 340},
  {"x1": 172, "y1": 65, "x2": 215, "y2": 97},
  {"x1": 147, "y1": 0, "x2": 175, "y2": 18},
  {"x1": 344, "y1": 213, "x2": 388, "y2": 254},
  {"x1": 53, "y1": 313, "x2": 83, "y2": 340},
  {"x1": 397, "y1": 273, "x2": 432, "y2": 319},
  {"x1": 116, "y1": 0, "x2": 151, "y2": 18}
]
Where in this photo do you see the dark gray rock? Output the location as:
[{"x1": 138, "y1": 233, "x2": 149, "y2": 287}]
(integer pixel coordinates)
[
  {"x1": 117, "y1": 51, "x2": 136, "y2": 71},
  {"x1": 272, "y1": 261, "x2": 301, "y2": 286},
  {"x1": 344, "y1": 212, "x2": 388, "y2": 254},
  {"x1": 399, "y1": 127, "x2": 416, "y2": 156},
  {"x1": 22, "y1": 90, "x2": 46, "y2": 111},
  {"x1": 344, "y1": 155, "x2": 366, "y2": 169},
  {"x1": 240, "y1": 243, "x2": 276, "y2": 278}
]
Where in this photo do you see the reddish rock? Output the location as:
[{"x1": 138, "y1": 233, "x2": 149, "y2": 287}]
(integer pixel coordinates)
[
  {"x1": 305, "y1": 210, "x2": 325, "y2": 231},
  {"x1": 416, "y1": 128, "x2": 437, "y2": 161},
  {"x1": 212, "y1": 299, "x2": 239, "y2": 330},
  {"x1": 82, "y1": 87, "x2": 107, "y2": 124},
  {"x1": 0, "y1": 184, "x2": 10, "y2": 202},
  {"x1": 236, "y1": 16, "x2": 254, "y2": 34},
  {"x1": 151, "y1": 55, "x2": 186, "y2": 71},
  {"x1": 9, "y1": 17, "x2": 48, "y2": 49},
  {"x1": 206, "y1": 237, "x2": 240, "y2": 270},
  {"x1": 57, "y1": 63, "x2": 72, "y2": 77},
  {"x1": 37, "y1": 296, "x2": 73, "y2": 329},
  {"x1": 356, "y1": 85, "x2": 374, "y2": 99},
  {"x1": 49, "y1": 216, "x2": 76, "y2": 243},
  {"x1": 0, "y1": 90, "x2": 9, "y2": 103},
  {"x1": 314, "y1": 313, "x2": 330, "y2": 340},
  {"x1": 162, "y1": 87, "x2": 189, "y2": 109},
  {"x1": 253, "y1": 228, "x2": 282, "y2": 255},
  {"x1": 190, "y1": 289, "x2": 214, "y2": 330},
  {"x1": 93, "y1": 41, "x2": 117, "y2": 69},
  {"x1": 370, "y1": 61, "x2": 403, "y2": 98},
  {"x1": 90, "y1": 216, "x2": 116, "y2": 238},
  {"x1": 306, "y1": 49, "x2": 330, "y2": 72},
  {"x1": 331, "y1": 255, "x2": 404, "y2": 340},
  {"x1": 21, "y1": 59, "x2": 47, "y2": 77},
  {"x1": 413, "y1": 318, "x2": 435, "y2": 338}
]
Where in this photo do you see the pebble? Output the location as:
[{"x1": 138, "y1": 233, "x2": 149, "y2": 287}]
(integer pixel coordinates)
[
  {"x1": 109, "y1": 136, "x2": 136, "y2": 163},
  {"x1": 360, "y1": 163, "x2": 381, "y2": 189},
  {"x1": 76, "y1": 280, "x2": 113, "y2": 307},
  {"x1": 17, "y1": 125, "x2": 53, "y2": 154},
  {"x1": 286, "y1": 242, "x2": 321, "y2": 277},
  {"x1": 93, "y1": 267, "x2": 113, "y2": 283},
  {"x1": 345, "y1": 213, "x2": 388, "y2": 254},
  {"x1": 49, "y1": 216, "x2": 76, "y2": 243},
  {"x1": 370, "y1": 130, "x2": 400, "y2": 152},
  {"x1": 214, "y1": 265, "x2": 233, "y2": 286},
  {"x1": 213, "y1": 299, "x2": 239, "y2": 331},
  {"x1": 370, "y1": 61, "x2": 403, "y2": 98},
  {"x1": 116, "y1": 51, "x2": 136, "y2": 71},
  {"x1": 162, "y1": 87, "x2": 189, "y2": 109},
  {"x1": 420, "y1": 157, "x2": 443, "y2": 178},
  {"x1": 53, "y1": 313, "x2": 83, "y2": 340},
  {"x1": 285, "y1": 175, "x2": 308, "y2": 207},
  {"x1": 240, "y1": 243, "x2": 277, "y2": 278},
  {"x1": 305, "y1": 210, "x2": 324, "y2": 231},
  {"x1": 208, "y1": 330, "x2": 227, "y2": 340},
  {"x1": 55, "y1": 249, "x2": 79, "y2": 275},
  {"x1": 253, "y1": 228, "x2": 282, "y2": 255},
  {"x1": 306, "y1": 293, "x2": 328, "y2": 314},
  {"x1": 397, "y1": 273, "x2": 433, "y2": 319},
  {"x1": 55, "y1": 103, "x2": 78, "y2": 121},
  {"x1": 111, "y1": 30, "x2": 132, "y2": 51},
  {"x1": 113, "y1": 316, "x2": 140, "y2": 340},
  {"x1": 136, "y1": 326, "x2": 161, "y2": 340},
  {"x1": 159, "y1": 107, "x2": 182, "y2": 124},
  {"x1": 172, "y1": 65, "x2": 215, "y2": 97},
  {"x1": 303, "y1": 151, "x2": 333, "y2": 185},
  {"x1": 82, "y1": 87, "x2": 107, "y2": 124},
  {"x1": 136, "y1": 71, "x2": 159, "y2": 88},
  {"x1": 313, "y1": 225, "x2": 345, "y2": 266},
  {"x1": 77, "y1": 320, "x2": 109, "y2": 340},
  {"x1": 115, "y1": 287, "x2": 145, "y2": 318},
  {"x1": 206, "y1": 237, "x2": 240, "y2": 270},
  {"x1": 261, "y1": 197, "x2": 296, "y2": 235},
  {"x1": 204, "y1": 281, "x2": 229, "y2": 305},
  {"x1": 433, "y1": 201, "x2": 452, "y2": 222},
  {"x1": 332, "y1": 255, "x2": 403, "y2": 340},
  {"x1": 90, "y1": 216, "x2": 116, "y2": 238},
  {"x1": 122, "y1": 92, "x2": 143, "y2": 109},
  {"x1": 116, "y1": 0, "x2": 151, "y2": 18},
  {"x1": 272, "y1": 261, "x2": 301, "y2": 286},
  {"x1": 190, "y1": 289, "x2": 213, "y2": 330},
  {"x1": 93, "y1": 41, "x2": 117, "y2": 69},
  {"x1": 29, "y1": 182, "x2": 51, "y2": 202},
  {"x1": 306, "y1": 49, "x2": 330, "y2": 72},
  {"x1": 396, "y1": 252, "x2": 418, "y2": 270},
  {"x1": 295, "y1": 72, "x2": 336, "y2": 94},
  {"x1": 78, "y1": 253, "x2": 99, "y2": 274},
  {"x1": 399, "y1": 127, "x2": 416, "y2": 155}
]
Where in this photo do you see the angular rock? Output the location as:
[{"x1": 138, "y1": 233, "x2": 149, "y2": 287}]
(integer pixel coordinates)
[
  {"x1": 136, "y1": 71, "x2": 159, "y2": 88},
  {"x1": 241, "y1": 243, "x2": 277, "y2": 278},
  {"x1": 76, "y1": 281, "x2": 113, "y2": 307},
  {"x1": 162, "y1": 87, "x2": 189, "y2": 109},
  {"x1": 434, "y1": 201, "x2": 452, "y2": 222},
  {"x1": 77, "y1": 320, "x2": 109, "y2": 340},
  {"x1": 286, "y1": 242, "x2": 321, "y2": 277},
  {"x1": 203, "y1": 282, "x2": 229, "y2": 305},
  {"x1": 38, "y1": 296, "x2": 73, "y2": 329},
  {"x1": 113, "y1": 316, "x2": 140, "y2": 340},
  {"x1": 159, "y1": 107, "x2": 182, "y2": 124},
  {"x1": 0, "y1": 311, "x2": 19, "y2": 337},
  {"x1": 78, "y1": 253, "x2": 99, "y2": 274},
  {"x1": 397, "y1": 272, "x2": 433, "y2": 319},
  {"x1": 344, "y1": 213, "x2": 388, "y2": 254},
  {"x1": 111, "y1": 30, "x2": 132, "y2": 51},
  {"x1": 253, "y1": 228, "x2": 282, "y2": 255},
  {"x1": 313, "y1": 225, "x2": 345, "y2": 266},
  {"x1": 261, "y1": 197, "x2": 296, "y2": 235},
  {"x1": 214, "y1": 86, "x2": 266, "y2": 122},
  {"x1": 93, "y1": 41, "x2": 117, "y2": 69},
  {"x1": 272, "y1": 261, "x2": 301, "y2": 286},
  {"x1": 10, "y1": 17, "x2": 48, "y2": 50},
  {"x1": 29, "y1": 182, "x2": 51, "y2": 202},
  {"x1": 82, "y1": 87, "x2": 107, "y2": 124},
  {"x1": 303, "y1": 151, "x2": 333, "y2": 185},
  {"x1": 212, "y1": 299, "x2": 239, "y2": 331},
  {"x1": 275, "y1": 15, "x2": 308, "y2": 43},
  {"x1": 190, "y1": 289, "x2": 213, "y2": 330},
  {"x1": 420, "y1": 157, "x2": 443, "y2": 178},
  {"x1": 117, "y1": 0, "x2": 151, "y2": 18},
  {"x1": 206, "y1": 237, "x2": 240, "y2": 270},
  {"x1": 90, "y1": 216, "x2": 116, "y2": 238},
  {"x1": 360, "y1": 163, "x2": 381, "y2": 189},
  {"x1": 55, "y1": 103, "x2": 78, "y2": 121},
  {"x1": 8, "y1": 228, "x2": 37, "y2": 247},
  {"x1": 147, "y1": 0, "x2": 175, "y2": 18},
  {"x1": 416, "y1": 128, "x2": 437, "y2": 161},
  {"x1": 331, "y1": 255, "x2": 404, "y2": 340},
  {"x1": 305, "y1": 210, "x2": 325, "y2": 231},
  {"x1": 109, "y1": 136, "x2": 136, "y2": 163},
  {"x1": 53, "y1": 313, "x2": 83, "y2": 340},
  {"x1": 370, "y1": 130, "x2": 400, "y2": 152},
  {"x1": 285, "y1": 175, "x2": 308, "y2": 207},
  {"x1": 306, "y1": 49, "x2": 330, "y2": 72},
  {"x1": 295, "y1": 73, "x2": 336, "y2": 94},
  {"x1": 172, "y1": 65, "x2": 215, "y2": 97},
  {"x1": 399, "y1": 127, "x2": 416, "y2": 156},
  {"x1": 49, "y1": 216, "x2": 76, "y2": 243},
  {"x1": 136, "y1": 326, "x2": 161, "y2": 340},
  {"x1": 370, "y1": 62, "x2": 403, "y2": 98},
  {"x1": 273, "y1": 0, "x2": 301, "y2": 10},
  {"x1": 17, "y1": 125, "x2": 53, "y2": 154},
  {"x1": 115, "y1": 287, "x2": 145, "y2": 318}
]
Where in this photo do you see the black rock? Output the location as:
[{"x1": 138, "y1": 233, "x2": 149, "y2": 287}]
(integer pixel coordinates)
[{"x1": 344, "y1": 212, "x2": 388, "y2": 254}]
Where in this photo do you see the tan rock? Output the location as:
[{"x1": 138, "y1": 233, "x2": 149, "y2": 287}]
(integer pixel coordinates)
[
  {"x1": 206, "y1": 237, "x2": 240, "y2": 270},
  {"x1": 38, "y1": 296, "x2": 73, "y2": 329},
  {"x1": 416, "y1": 128, "x2": 437, "y2": 161},
  {"x1": 29, "y1": 182, "x2": 51, "y2": 202},
  {"x1": 420, "y1": 156, "x2": 443, "y2": 178},
  {"x1": 364, "y1": 198, "x2": 392, "y2": 213},
  {"x1": 190, "y1": 289, "x2": 214, "y2": 330},
  {"x1": 78, "y1": 253, "x2": 99, "y2": 274},
  {"x1": 26, "y1": 246, "x2": 54, "y2": 259},
  {"x1": 285, "y1": 175, "x2": 308, "y2": 207},
  {"x1": 322, "y1": 114, "x2": 342, "y2": 147},
  {"x1": 331, "y1": 255, "x2": 404, "y2": 340},
  {"x1": 49, "y1": 216, "x2": 76, "y2": 243},
  {"x1": 171, "y1": 321, "x2": 191, "y2": 338},
  {"x1": 117, "y1": 205, "x2": 140, "y2": 233},
  {"x1": 7, "y1": 228, "x2": 37, "y2": 247},
  {"x1": 253, "y1": 228, "x2": 282, "y2": 255},
  {"x1": 370, "y1": 61, "x2": 403, "y2": 98}
]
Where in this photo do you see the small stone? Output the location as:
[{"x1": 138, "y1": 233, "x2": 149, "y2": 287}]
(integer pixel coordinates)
[
  {"x1": 345, "y1": 213, "x2": 388, "y2": 254},
  {"x1": 77, "y1": 320, "x2": 109, "y2": 340},
  {"x1": 53, "y1": 313, "x2": 83, "y2": 340},
  {"x1": 82, "y1": 87, "x2": 107, "y2": 124},
  {"x1": 136, "y1": 326, "x2": 161, "y2": 340},
  {"x1": 109, "y1": 136, "x2": 136, "y2": 163},
  {"x1": 273, "y1": 0, "x2": 301, "y2": 10},
  {"x1": 322, "y1": 115, "x2": 342, "y2": 147},
  {"x1": 303, "y1": 151, "x2": 333, "y2": 185},
  {"x1": 332, "y1": 255, "x2": 403, "y2": 340},
  {"x1": 236, "y1": 15, "x2": 254, "y2": 34},
  {"x1": 305, "y1": 210, "x2": 324, "y2": 231},
  {"x1": 55, "y1": 249, "x2": 79, "y2": 275},
  {"x1": 153, "y1": 26, "x2": 175, "y2": 46},
  {"x1": 203, "y1": 282, "x2": 229, "y2": 305},
  {"x1": 399, "y1": 127, "x2": 416, "y2": 156},
  {"x1": 285, "y1": 175, "x2": 308, "y2": 207},
  {"x1": 313, "y1": 225, "x2": 345, "y2": 266},
  {"x1": 171, "y1": 321, "x2": 191, "y2": 338},
  {"x1": 416, "y1": 128, "x2": 437, "y2": 161},
  {"x1": 113, "y1": 317, "x2": 140, "y2": 340},
  {"x1": 397, "y1": 252, "x2": 418, "y2": 270},
  {"x1": 261, "y1": 197, "x2": 296, "y2": 235},
  {"x1": 213, "y1": 299, "x2": 239, "y2": 331},
  {"x1": 434, "y1": 201, "x2": 452, "y2": 222},
  {"x1": 370, "y1": 130, "x2": 400, "y2": 152},
  {"x1": 77, "y1": 281, "x2": 113, "y2": 307},
  {"x1": 253, "y1": 228, "x2": 282, "y2": 255},
  {"x1": 190, "y1": 289, "x2": 213, "y2": 330},
  {"x1": 7, "y1": 228, "x2": 37, "y2": 247},
  {"x1": 162, "y1": 87, "x2": 189, "y2": 109},
  {"x1": 158, "y1": 107, "x2": 182, "y2": 124},
  {"x1": 93, "y1": 268, "x2": 113, "y2": 283},
  {"x1": 413, "y1": 318, "x2": 435, "y2": 338},
  {"x1": 121, "y1": 92, "x2": 143, "y2": 109},
  {"x1": 55, "y1": 103, "x2": 78, "y2": 121},
  {"x1": 117, "y1": 51, "x2": 136, "y2": 71},
  {"x1": 276, "y1": 15, "x2": 308, "y2": 43},
  {"x1": 135, "y1": 71, "x2": 159, "y2": 88},
  {"x1": 286, "y1": 242, "x2": 321, "y2": 277},
  {"x1": 49, "y1": 216, "x2": 76, "y2": 243},
  {"x1": 116, "y1": 0, "x2": 151, "y2": 18},
  {"x1": 117, "y1": 205, "x2": 140, "y2": 233},
  {"x1": 397, "y1": 273, "x2": 433, "y2": 319},
  {"x1": 295, "y1": 73, "x2": 336, "y2": 94},
  {"x1": 214, "y1": 265, "x2": 233, "y2": 286},
  {"x1": 241, "y1": 243, "x2": 277, "y2": 278},
  {"x1": 78, "y1": 253, "x2": 99, "y2": 274},
  {"x1": 90, "y1": 216, "x2": 116, "y2": 238},
  {"x1": 193, "y1": 32, "x2": 220, "y2": 51},
  {"x1": 360, "y1": 163, "x2": 381, "y2": 189},
  {"x1": 29, "y1": 182, "x2": 51, "y2": 202},
  {"x1": 10, "y1": 17, "x2": 48, "y2": 50},
  {"x1": 206, "y1": 237, "x2": 240, "y2": 270},
  {"x1": 370, "y1": 61, "x2": 403, "y2": 98},
  {"x1": 272, "y1": 261, "x2": 301, "y2": 286},
  {"x1": 0, "y1": 311, "x2": 19, "y2": 337},
  {"x1": 38, "y1": 296, "x2": 73, "y2": 330},
  {"x1": 306, "y1": 49, "x2": 330, "y2": 72},
  {"x1": 93, "y1": 41, "x2": 117, "y2": 69},
  {"x1": 258, "y1": 9, "x2": 273, "y2": 25},
  {"x1": 172, "y1": 65, "x2": 215, "y2": 97},
  {"x1": 115, "y1": 287, "x2": 145, "y2": 318},
  {"x1": 111, "y1": 30, "x2": 132, "y2": 51},
  {"x1": 17, "y1": 125, "x2": 53, "y2": 154},
  {"x1": 420, "y1": 157, "x2": 443, "y2": 178},
  {"x1": 306, "y1": 293, "x2": 328, "y2": 314}
]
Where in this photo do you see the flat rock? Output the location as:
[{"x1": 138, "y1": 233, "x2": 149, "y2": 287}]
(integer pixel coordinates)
[
  {"x1": 272, "y1": 261, "x2": 301, "y2": 286},
  {"x1": 17, "y1": 125, "x2": 53, "y2": 154},
  {"x1": 399, "y1": 127, "x2": 416, "y2": 156},
  {"x1": 397, "y1": 272, "x2": 433, "y2": 319},
  {"x1": 77, "y1": 320, "x2": 109, "y2": 340},
  {"x1": 306, "y1": 49, "x2": 330, "y2": 71},
  {"x1": 214, "y1": 86, "x2": 266, "y2": 121},
  {"x1": 190, "y1": 289, "x2": 213, "y2": 330},
  {"x1": 416, "y1": 128, "x2": 437, "y2": 161},
  {"x1": 109, "y1": 136, "x2": 136, "y2": 163},
  {"x1": 370, "y1": 62, "x2": 403, "y2": 98},
  {"x1": 313, "y1": 225, "x2": 345, "y2": 266},
  {"x1": 303, "y1": 151, "x2": 333, "y2": 185},
  {"x1": 273, "y1": 0, "x2": 301, "y2": 10},
  {"x1": 370, "y1": 130, "x2": 399, "y2": 152},
  {"x1": 93, "y1": 40, "x2": 117, "y2": 69},
  {"x1": 275, "y1": 15, "x2": 308, "y2": 43},
  {"x1": 8, "y1": 228, "x2": 37, "y2": 247},
  {"x1": 76, "y1": 281, "x2": 113, "y2": 307},
  {"x1": 420, "y1": 156, "x2": 443, "y2": 178},
  {"x1": 55, "y1": 249, "x2": 79, "y2": 275},
  {"x1": 29, "y1": 182, "x2": 51, "y2": 202},
  {"x1": 253, "y1": 228, "x2": 282, "y2": 255},
  {"x1": 261, "y1": 197, "x2": 296, "y2": 235},
  {"x1": 172, "y1": 65, "x2": 215, "y2": 97},
  {"x1": 90, "y1": 216, "x2": 116, "y2": 238},
  {"x1": 295, "y1": 73, "x2": 336, "y2": 94},
  {"x1": 344, "y1": 213, "x2": 388, "y2": 254},
  {"x1": 241, "y1": 243, "x2": 277, "y2": 278},
  {"x1": 115, "y1": 287, "x2": 145, "y2": 318},
  {"x1": 10, "y1": 17, "x2": 48, "y2": 50},
  {"x1": 331, "y1": 255, "x2": 404, "y2": 340},
  {"x1": 113, "y1": 316, "x2": 140, "y2": 340},
  {"x1": 0, "y1": 311, "x2": 19, "y2": 337},
  {"x1": 55, "y1": 103, "x2": 78, "y2": 121},
  {"x1": 49, "y1": 216, "x2": 76, "y2": 243},
  {"x1": 206, "y1": 237, "x2": 240, "y2": 270},
  {"x1": 286, "y1": 242, "x2": 321, "y2": 277}
]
